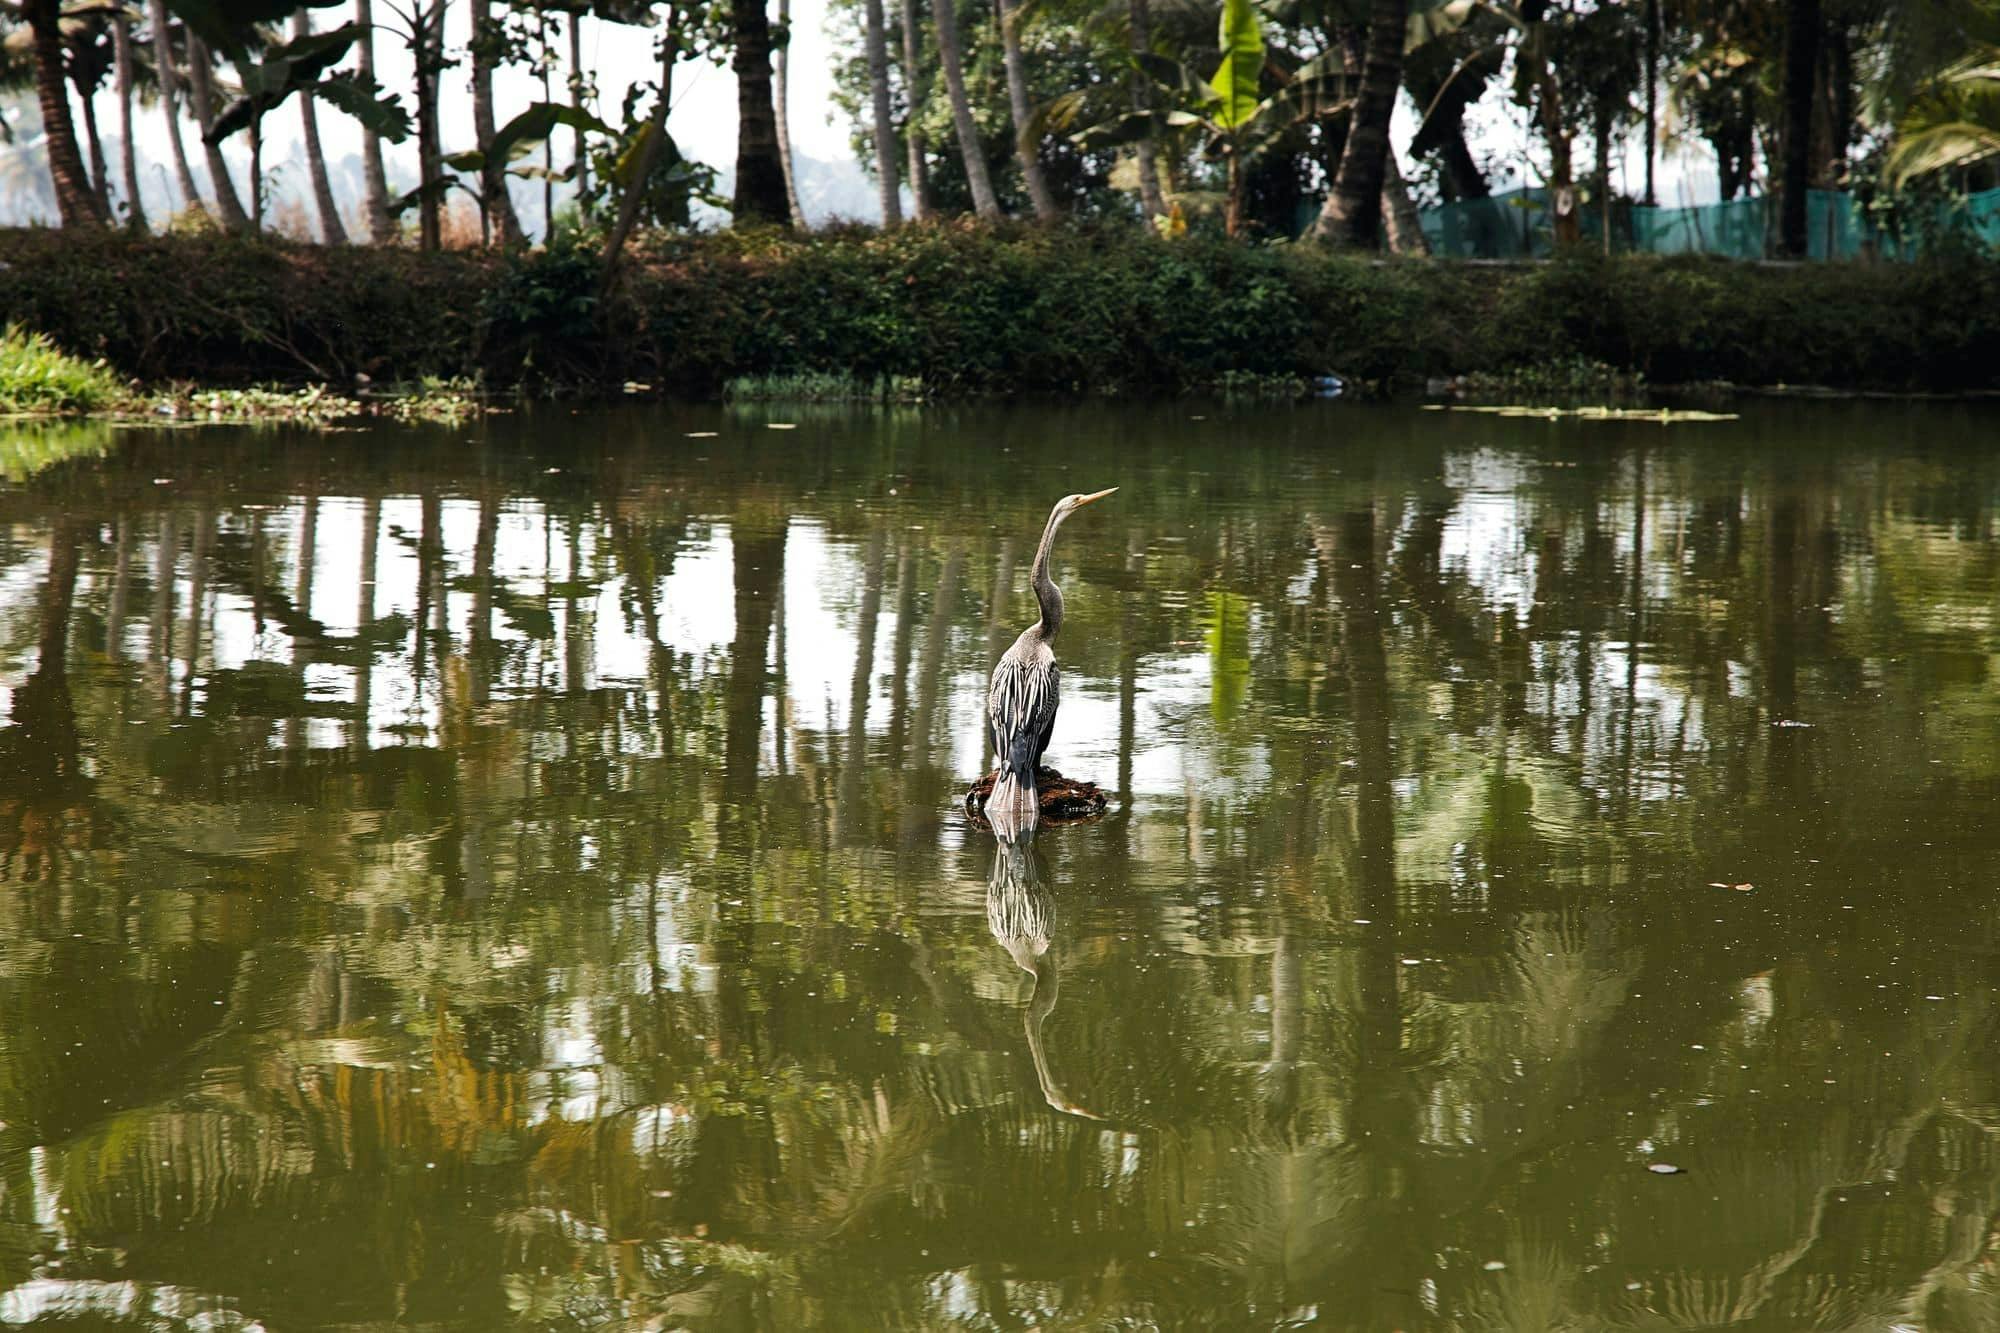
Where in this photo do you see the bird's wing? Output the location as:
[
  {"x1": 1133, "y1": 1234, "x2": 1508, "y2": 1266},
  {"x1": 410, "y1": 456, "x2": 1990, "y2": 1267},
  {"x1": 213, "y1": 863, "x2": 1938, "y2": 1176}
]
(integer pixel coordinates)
[{"x1": 988, "y1": 653, "x2": 1060, "y2": 777}]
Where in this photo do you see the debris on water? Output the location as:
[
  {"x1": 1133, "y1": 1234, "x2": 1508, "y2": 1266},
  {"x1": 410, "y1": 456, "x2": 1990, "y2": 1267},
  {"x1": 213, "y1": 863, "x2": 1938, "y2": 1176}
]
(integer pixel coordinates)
[
  {"x1": 1772, "y1": 719, "x2": 1813, "y2": 728},
  {"x1": 1482, "y1": 1260, "x2": 1506, "y2": 1272},
  {"x1": 1314, "y1": 374, "x2": 1346, "y2": 399},
  {"x1": 1647, "y1": 1163, "x2": 1686, "y2": 1175},
  {"x1": 964, "y1": 766, "x2": 1108, "y2": 824},
  {"x1": 686, "y1": 431, "x2": 719, "y2": 438},
  {"x1": 768, "y1": 423, "x2": 798, "y2": 430}
]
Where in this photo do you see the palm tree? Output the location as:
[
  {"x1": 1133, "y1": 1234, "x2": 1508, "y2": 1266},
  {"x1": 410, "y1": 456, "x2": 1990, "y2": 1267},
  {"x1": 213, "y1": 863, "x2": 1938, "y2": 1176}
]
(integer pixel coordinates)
[
  {"x1": 112, "y1": 6, "x2": 148, "y2": 227},
  {"x1": 182, "y1": 30, "x2": 252, "y2": 230},
  {"x1": 469, "y1": 0, "x2": 524, "y2": 243},
  {"x1": 355, "y1": 0, "x2": 395, "y2": 241},
  {"x1": 24, "y1": 0, "x2": 104, "y2": 224},
  {"x1": 732, "y1": 0, "x2": 792, "y2": 224},
  {"x1": 292, "y1": 11, "x2": 350, "y2": 243},
  {"x1": 932, "y1": 0, "x2": 1001, "y2": 219},
  {"x1": 1779, "y1": 0, "x2": 1819, "y2": 255},
  {"x1": 863, "y1": 0, "x2": 902, "y2": 223},
  {"x1": 996, "y1": 0, "x2": 1057, "y2": 219},
  {"x1": 1885, "y1": 44, "x2": 2000, "y2": 185},
  {"x1": 1313, "y1": 0, "x2": 1409, "y2": 246},
  {"x1": 774, "y1": 0, "x2": 808, "y2": 225},
  {"x1": 1129, "y1": 0, "x2": 1165, "y2": 221},
  {"x1": 145, "y1": 0, "x2": 207, "y2": 219},
  {"x1": 899, "y1": 0, "x2": 932, "y2": 218}
]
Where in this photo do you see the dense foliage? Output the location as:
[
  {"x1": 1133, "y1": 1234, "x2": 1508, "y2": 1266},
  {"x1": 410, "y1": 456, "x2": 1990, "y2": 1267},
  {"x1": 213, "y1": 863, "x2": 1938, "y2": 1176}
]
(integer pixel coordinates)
[{"x1": 4, "y1": 226, "x2": 1995, "y2": 395}]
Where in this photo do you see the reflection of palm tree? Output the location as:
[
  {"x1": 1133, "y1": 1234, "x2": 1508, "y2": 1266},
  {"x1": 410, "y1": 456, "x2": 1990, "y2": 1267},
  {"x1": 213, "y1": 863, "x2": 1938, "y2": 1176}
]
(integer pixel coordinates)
[{"x1": 985, "y1": 809, "x2": 1102, "y2": 1121}]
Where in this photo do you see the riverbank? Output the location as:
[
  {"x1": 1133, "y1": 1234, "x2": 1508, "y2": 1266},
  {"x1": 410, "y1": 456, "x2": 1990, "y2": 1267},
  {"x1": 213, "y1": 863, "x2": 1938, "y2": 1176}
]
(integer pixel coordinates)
[{"x1": 2, "y1": 226, "x2": 1996, "y2": 400}]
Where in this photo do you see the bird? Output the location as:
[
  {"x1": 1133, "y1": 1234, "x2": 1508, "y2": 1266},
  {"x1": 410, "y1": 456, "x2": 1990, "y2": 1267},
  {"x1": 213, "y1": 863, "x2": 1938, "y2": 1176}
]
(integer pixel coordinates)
[{"x1": 984, "y1": 487, "x2": 1116, "y2": 819}]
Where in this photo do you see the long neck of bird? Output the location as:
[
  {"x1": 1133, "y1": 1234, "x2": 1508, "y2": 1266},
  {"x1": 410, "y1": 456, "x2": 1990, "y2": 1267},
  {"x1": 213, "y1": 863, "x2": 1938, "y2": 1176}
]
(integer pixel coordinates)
[{"x1": 1030, "y1": 506, "x2": 1066, "y2": 642}]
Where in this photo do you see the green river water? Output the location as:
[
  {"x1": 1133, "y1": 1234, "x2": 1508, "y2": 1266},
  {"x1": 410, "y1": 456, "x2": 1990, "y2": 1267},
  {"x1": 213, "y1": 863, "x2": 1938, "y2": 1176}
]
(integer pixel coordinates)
[{"x1": 1, "y1": 400, "x2": 1999, "y2": 1330}]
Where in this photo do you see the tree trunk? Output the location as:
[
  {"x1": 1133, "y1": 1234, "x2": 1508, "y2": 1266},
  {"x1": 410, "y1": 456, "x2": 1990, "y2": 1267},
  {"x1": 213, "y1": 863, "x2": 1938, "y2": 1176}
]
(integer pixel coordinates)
[
  {"x1": 1129, "y1": 0, "x2": 1165, "y2": 221},
  {"x1": 469, "y1": 0, "x2": 523, "y2": 243},
  {"x1": 1380, "y1": 150, "x2": 1428, "y2": 254},
  {"x1": 293, "y1": 14, "x2": 349, "y2": 243},
  {"x1": 568, "y1": 14, "x2": 591, "y2": 209},
  {"x1": 603, "y1": 21, "x2": 680, "y2": 291},
  {"x1": 731, "y1": 0, "x2": 792, "y2": 225},
  {"x1": 1594, "y1": 97, "x2": 1613, "y2": 254},
  {"x1": 147, "y1": 0, "x2": 207, "y2": 219},
  {"x1": 863, "y1": 0, "x2": 903, "y2": 224},
  {"x1": 1224, "y1": 151, "x2": 1241, "y2": 238},
  {"x1": 27, "y1": 0, "x2": 105, "y2": 226},
  {"x1": 355, "y1": 0, "x2": 395, "y2": 242},
  {"x1": 996, "y1": 0, "x2": 1056, "y2": 220},
  {"x1": 933, "y1": 0, "x2": 1001, "y2": 220},
  {"x1": 1813, "y1": 19, "x2": 1851, "y2": 188},
  {"x1": 1642, "y1": 0, "x2": 1658, "y2": 204},
  {"x1": 113, "y1": 13, "x2": 148, "y2": 228},
  {"x1": 415, "y1": 0, "x2": 445, "y2": 251},
  {"x1": 249, "y1": 113, "x2": 264, "y2": 229},
  {"x1": 185, "y1": 33, "x2": 251, "y2": 231},
  {"x1": 774, "y1": 0, "x2": 808, "y2": 226},
  {"x1": 1312, "y1": 0, "x2": 1408, "y2": 247},
  {"x1": 75, "y1": 66, "x2": 112, "y2": 213},
  {"x1": 899, "y1": 0, "x2": 932, "y2": 219},
  {"x1": 1778, "y1": 0, "x2": 1818, "y2": 257}
]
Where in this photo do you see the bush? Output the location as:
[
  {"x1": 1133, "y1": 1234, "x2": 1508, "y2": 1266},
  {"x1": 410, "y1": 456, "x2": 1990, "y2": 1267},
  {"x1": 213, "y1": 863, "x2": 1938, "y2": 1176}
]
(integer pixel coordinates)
[
  {"x1": 0, "y1": 226, "x2": 1994, "y2": 399},
  {"x1": 0, "y1": 325, "x2": 122, "y2": 413}
]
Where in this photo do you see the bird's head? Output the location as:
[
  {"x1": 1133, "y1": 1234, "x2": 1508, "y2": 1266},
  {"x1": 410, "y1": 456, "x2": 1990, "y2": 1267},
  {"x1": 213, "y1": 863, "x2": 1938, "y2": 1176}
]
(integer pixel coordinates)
[{"x1": 1055, "y1": 487, "x2": 1117, "y2": 519}]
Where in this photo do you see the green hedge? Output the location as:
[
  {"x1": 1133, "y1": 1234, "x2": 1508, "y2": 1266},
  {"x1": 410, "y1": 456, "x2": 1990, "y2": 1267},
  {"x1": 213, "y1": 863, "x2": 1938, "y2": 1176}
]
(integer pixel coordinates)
[{"x1": 1, "y1": 225, "x2": 1994, "y2": 395}]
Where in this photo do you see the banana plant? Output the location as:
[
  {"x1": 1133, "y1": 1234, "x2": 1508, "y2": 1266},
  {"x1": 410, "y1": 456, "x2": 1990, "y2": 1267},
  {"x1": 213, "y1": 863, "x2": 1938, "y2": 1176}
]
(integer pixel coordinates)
[
  {"x1": 432, "y1": 99, "x2": 612, "y2": 221},
  {"x1": 203, "y1": 20, "x2": 409, "y2": 145},
  {"x1": 1069, "y1": 0, "x2": 1352, "y2": 236},
  {"x1": 1887, "y1": 44, "x2": 2000, "y2": 186}
]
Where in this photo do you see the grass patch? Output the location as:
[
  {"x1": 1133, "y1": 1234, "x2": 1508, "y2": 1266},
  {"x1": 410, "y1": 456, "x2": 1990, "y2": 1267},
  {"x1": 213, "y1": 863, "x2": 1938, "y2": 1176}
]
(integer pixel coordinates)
[{"x1": 0, "y1": 325, "x2": 122, "y2": 413}]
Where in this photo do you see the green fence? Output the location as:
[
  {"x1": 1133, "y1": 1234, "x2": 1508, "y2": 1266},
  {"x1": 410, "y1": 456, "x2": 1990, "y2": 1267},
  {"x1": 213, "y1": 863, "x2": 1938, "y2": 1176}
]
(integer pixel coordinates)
[{"x1": 1421, "y1": 187, "x2": 2000, "y2": 259}]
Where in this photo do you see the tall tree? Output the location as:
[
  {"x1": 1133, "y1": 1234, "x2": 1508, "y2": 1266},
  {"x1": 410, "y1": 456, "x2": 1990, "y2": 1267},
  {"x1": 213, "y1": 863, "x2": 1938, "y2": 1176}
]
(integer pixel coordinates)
[
  {"x1": 774, "y1": 0, "x2": 808, "y2": 225},
  {"x1": 731, "y1": 0, "x2": 791, "y2": 224},
  {"x1": 995, "y1": 0, "x2": 1056, "y2": 219},
  {"x1": 113, "y1": 9, "x2": 148, "y2": 227},
  {"x1": 1313, "y1": 0, "x2": 1409, "y2": 246},
  {"x1": 293, "y1": 11, "x2": 351, "y2": 243},
  {"x1": 184, "y1": 32, "x2": 253, "y2": 230},
  {"x1": 25, "y1": 0, "x2": 105, "y2": 225},
  {"x1": 1780, "y1": 0, "x2": 1819, "y2": 255},
  {"x1": 68, "y1": 17, "x2": 113, "y2": 211},
  {"x1": 1129, "y1": 0, "x2": 1165, "y2": 221},
  {"x1": 355, "y1": 0, "x2": 396, "y2": 241},
  {"x1": 146, "y1": 0, "x2": 208, "y2": 219},
  {"x1": 863, "y1": 0, "x2": 903, "y2": 223},
  {"x1": 932, "y1": 0, "x2": 1000, "y2": 219},
  {"x1": 568, "y1": 11, "x2": 590, "y2": 207},
  {"x1": 898, "y1": 0, "x2": 932, "y2": 218},
  {"x1": 469, "y1": 0, "x2": 524, "y2": 242}
]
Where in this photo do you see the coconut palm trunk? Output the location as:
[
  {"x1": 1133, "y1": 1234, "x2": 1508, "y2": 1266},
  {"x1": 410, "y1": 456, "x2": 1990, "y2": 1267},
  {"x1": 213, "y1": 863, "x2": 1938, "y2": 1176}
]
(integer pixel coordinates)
[
  {"x1": 862, "y1": 0, "x2": 902, "y2": 223},
  {"x1": 899, "y1": 0, "x2": 932, "y2": 219},
  {"x1": 291, "y1": 13, "x2": 350, "y2": 243},
  {"x1": 731, "y1": 0, "x2": 792, "y2": 225},
  {"x1": 995, "y1": 0, "x2": 1056, "y2": 219},
  {"x1": 1778, "y1": 0, "x2": 1818, "y2": 257},
  {"x1": 184, "y1": 33, "x2": 252, "y2": 231},
  {"x1": 932, "y1": 0, "x2": 1001, "y2": 220},
  {"x1": 412, "y1": 0, "x2": 446, "y2": 251},
  {"x1": 1381, "y1": 149, "x2": 1427, "y2": 254},
  {"x1": 146, "y1": 0, "x2": 207, "y2": 218},
  {"x1": 355, "y1": 0, "x2": 395, "y2": 242},
  {"x1": 567, "y1": 14, "x2": 590, "y2": 208},
  {"x1": 469, "y1": 0, "x2": 523, "y2": 243},
  {"x1": 75, "y1": 67, "x2": 112, "y2": 212},
  {"x1": 113, "y1": 13, "x2": 148, "y2": 227},
  {"x1": 1129, "y1": 0, "x2": 1165, "y2": 221},
  {"x1": 1312, "y1": 0, "x2": 1408, "y2": 247},
  {"x1": 26, "y1": 0, "x2": 104, "y2": 225},
  {"x1": 773, "y1": 0, "x2": 808, "y2": 226}
]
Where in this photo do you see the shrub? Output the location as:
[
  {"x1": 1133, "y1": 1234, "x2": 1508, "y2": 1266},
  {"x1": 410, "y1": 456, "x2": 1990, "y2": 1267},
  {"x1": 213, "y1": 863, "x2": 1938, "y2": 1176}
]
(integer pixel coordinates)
[{"x1": 0, "y1": 325, "x2": 122, "y2": 413}]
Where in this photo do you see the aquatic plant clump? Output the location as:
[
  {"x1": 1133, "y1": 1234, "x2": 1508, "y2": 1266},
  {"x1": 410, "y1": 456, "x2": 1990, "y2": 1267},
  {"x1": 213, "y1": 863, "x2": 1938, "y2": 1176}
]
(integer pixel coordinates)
[{"x1": 0, "y1": 326, "x2": 122, "y2": 414}]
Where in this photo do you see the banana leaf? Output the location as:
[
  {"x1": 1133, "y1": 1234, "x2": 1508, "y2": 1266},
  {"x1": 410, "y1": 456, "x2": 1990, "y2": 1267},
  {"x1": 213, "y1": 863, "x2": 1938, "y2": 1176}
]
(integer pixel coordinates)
[{"x1": 1209, "y1": 0, "x2": 1265, "y2": 131}]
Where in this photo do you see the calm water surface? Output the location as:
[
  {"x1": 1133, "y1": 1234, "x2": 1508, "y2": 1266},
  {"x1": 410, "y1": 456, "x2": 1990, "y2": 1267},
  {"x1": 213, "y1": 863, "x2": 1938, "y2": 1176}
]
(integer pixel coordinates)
[{"x1": 2, "y1": 401, "x2": 1999, "y2": 1329}]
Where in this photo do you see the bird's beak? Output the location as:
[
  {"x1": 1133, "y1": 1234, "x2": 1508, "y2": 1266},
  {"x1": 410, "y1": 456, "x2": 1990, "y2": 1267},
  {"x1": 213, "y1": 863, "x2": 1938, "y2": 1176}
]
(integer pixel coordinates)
[{"x1": 1073, "y1": 487, "x2": 1118, "y2": 508}]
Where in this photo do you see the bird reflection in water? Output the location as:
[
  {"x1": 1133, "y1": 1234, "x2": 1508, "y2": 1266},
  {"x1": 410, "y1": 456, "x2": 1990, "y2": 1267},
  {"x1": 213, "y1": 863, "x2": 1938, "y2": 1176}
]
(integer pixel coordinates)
[{"x1": 984, "y1": 806, "x2": 1103, "y2": 1121}]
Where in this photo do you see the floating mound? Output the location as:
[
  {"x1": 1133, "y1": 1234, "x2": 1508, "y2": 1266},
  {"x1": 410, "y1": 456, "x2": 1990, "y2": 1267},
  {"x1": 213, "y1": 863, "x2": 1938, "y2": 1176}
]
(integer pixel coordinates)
[{"x1": 964, "y1": 767, "x2": 1108, "y2": 824}]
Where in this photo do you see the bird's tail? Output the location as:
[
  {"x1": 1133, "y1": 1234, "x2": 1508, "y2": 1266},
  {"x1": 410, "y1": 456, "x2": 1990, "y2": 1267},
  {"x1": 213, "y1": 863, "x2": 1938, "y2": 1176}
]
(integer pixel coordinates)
[{"x1": 988, "y1": 765, "x2": 1038, "y2": 818}]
